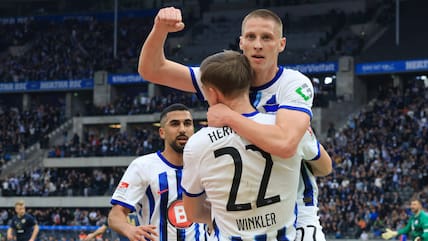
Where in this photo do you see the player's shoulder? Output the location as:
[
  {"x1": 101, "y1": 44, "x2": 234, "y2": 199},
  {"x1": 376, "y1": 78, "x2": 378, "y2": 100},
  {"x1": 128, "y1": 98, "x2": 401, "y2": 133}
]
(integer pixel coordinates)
[
  {"x1": 187, "y1": 125, "x2": 238, "y2": 149},
  {"x1": 280, "y1": 67, "x2": 312, "y2": 83},
  {"x1": 189, "y1": 66, "x2": 201, "y2": 78},
  {"x1": 24, "y1": 213, "x2": 36, "y2": 221},
  {"x1": 187, "y1": 126, "x2": 220, "y2": 145},
  {"x1": 129, "y1": 152, "x2": 159, "y2": 166},
  {"x1": 184, "y1": 128, "x2": 215, "y2": 159},
  {"x1": 281, "y1": 67, "x2": 306, "y2": 76},
  {"x1": 250, "y1": 112, "x2": 276, "y2": 124}
]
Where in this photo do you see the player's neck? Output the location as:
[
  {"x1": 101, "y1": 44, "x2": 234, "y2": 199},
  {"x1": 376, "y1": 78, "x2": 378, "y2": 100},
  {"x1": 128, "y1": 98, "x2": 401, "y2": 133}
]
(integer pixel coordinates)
[
  {"x1": 161, "y1": 149, "x2": 183, "y2": 166},
  {"x1": 252, "y1": 66, "x2": 279, "y2": 87},
  {"x1": 223, "y1": 96, "x2": 255, "y2": 114},
  {"x1": 414, "y1": 209, "x2": 421, "y2": 216}
]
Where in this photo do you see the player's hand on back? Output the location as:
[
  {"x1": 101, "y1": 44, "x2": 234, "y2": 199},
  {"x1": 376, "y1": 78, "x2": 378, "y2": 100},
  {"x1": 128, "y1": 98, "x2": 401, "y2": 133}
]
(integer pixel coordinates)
[
  {"x1": 207, "y1": 103, "x2": 234, "y2": 127},
  {"x1": 155, "y1": 7, "x2": 185, "y2": 33}
]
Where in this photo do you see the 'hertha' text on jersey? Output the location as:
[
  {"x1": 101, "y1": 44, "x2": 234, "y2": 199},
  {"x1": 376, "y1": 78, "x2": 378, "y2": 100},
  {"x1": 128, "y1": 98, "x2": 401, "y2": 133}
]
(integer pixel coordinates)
[{"x1": 207, "y1": 126, "x2": 236, "y2": 143}]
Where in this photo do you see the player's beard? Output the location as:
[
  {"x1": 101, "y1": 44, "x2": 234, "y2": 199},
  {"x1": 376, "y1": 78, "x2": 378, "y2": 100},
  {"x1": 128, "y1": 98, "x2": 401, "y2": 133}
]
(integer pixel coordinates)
[
  {"x1": 169, "y1": 136, "x2": 187, "y2": 153},
  {"x1": 411, "y1": 207, "x2": 419, "y2": 214}
]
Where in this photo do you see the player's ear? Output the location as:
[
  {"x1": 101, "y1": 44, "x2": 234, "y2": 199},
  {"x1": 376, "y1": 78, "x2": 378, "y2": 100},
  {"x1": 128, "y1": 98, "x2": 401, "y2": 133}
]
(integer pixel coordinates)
[
  {"x1": 279, "y1": 36, "x2": 286, "y2": 53},
  {"x1": 239, "y1": 36, "x2": 244, "y2": 50},
  {"x1": 209, "y1": 86, "x2": 223, "y2": 105},
  {"x1": 159, "y1": 127, "x2": 165, "y2": 139}
]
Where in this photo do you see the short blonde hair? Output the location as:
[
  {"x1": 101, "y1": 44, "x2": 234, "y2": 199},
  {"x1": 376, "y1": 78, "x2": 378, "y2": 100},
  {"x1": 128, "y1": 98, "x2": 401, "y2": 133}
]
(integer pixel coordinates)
[
  {"x1": 15, "y1": 200, "x2": 25, "y2": 207},
  {"x1": 242, "y1": 9, "x2": 284, "y2": 37}
]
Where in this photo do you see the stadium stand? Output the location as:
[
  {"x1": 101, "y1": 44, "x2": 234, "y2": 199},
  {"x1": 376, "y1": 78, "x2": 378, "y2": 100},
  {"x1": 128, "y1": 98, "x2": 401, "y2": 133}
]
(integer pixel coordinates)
[{"x1": 357, "y1": 0, "x2": 428, "y2": 62}]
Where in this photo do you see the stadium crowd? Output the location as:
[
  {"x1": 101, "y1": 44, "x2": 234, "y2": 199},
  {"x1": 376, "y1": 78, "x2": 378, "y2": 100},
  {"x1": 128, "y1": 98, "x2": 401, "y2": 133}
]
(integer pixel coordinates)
[
  {"x1": 0, "y1": 17, "x2": 152, "y2": 82},
  {"x1": 88, "y1": 89, "x2": 206, "y2": 116},
  {"x1": 317, "y1": 82, "x2": 428, "y2": 239},
  {"x1": 0, "y1": 207, "x2": 109, "y2": 226},
  {"x1": 0, "y1": 83, "x2": 426, "y2": 240},
  {"x1": 0, "y1": 104, "x2": 65, "y2": 168},
  {"x1": 0, "y1": 1, "x2": 395, "y2": 83},
  {"x1": 47, "y1": 128, "x2": 162, "y2": 158},
  {"x1": 1, "y1": 167, "x2": 125, "y2": 197}
]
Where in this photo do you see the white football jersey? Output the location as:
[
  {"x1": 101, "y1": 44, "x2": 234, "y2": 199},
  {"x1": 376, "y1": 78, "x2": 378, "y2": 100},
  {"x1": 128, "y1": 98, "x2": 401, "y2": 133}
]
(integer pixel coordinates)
[
  {"x1": 296, "y1": 162, "x2": 319, "y2": 224},
  {"x1": 181, "y1": 111, "x2": 320, "y2": 241},
  {"x1": 295, "y1": 161, "x2": 326, "y2": 241},
  {"x1": 189, "y1": 65, "x2": 323, "y2": 238},
  {"x1": 190, "y1": 66, "x2": 314, "y2": 119},
  {"x1": 111, "y1": 151, "x2": 208, "y2": 241}
]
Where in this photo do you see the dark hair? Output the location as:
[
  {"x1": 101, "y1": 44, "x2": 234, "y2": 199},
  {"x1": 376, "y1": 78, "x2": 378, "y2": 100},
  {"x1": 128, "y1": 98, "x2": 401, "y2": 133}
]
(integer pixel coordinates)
[
  {"x1": 200, "y1": 50, "x2": 254, "y2": 98},
  {"x1": 159, "y1": 103, "x2": 191, "y2": 124}
]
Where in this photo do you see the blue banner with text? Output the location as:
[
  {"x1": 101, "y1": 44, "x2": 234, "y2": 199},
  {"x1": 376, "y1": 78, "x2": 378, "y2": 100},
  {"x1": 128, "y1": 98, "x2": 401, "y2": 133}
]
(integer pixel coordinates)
[{"x1": 356, "y1": 59, "x2": 428, "y2": 75}]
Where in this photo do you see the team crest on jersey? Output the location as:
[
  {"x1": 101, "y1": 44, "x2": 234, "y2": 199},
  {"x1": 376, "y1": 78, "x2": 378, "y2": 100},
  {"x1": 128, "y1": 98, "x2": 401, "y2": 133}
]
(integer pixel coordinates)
[
  {"x1": 16, "y1": 221, "x2": 22, "y2": 229},
  {"x1": 167, "y1": 200, "x2": 192, "y2": 229},
  {"x1": 262, "y1": 95, "x2": 279, "y2": 113},
  {"x1": 295, "y1": 83, "x2": 313, "y2": 101}
]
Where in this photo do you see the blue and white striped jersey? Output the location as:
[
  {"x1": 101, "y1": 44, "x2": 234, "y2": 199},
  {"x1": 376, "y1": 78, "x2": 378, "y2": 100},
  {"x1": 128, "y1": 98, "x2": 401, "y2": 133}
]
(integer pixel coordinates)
[
  {"x1": 182, "y1": 111, "x2": 320, "y2": 241},
  {"x1": 190, "y1": 66, "x2": 314, "y2": 119},
  {"x1": 296, "y1": 161, "x2": 320, "y2": 226},
  {"x1": 111, "y1": 151, "x2": 208, "y2": 241}
]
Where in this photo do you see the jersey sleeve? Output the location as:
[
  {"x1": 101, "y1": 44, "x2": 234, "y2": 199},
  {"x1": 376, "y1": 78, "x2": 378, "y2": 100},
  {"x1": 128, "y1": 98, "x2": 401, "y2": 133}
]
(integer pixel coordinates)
[
  {"x1": 28, "y1": 215, "x2": 37, "y2": 226},
  {"x1": 189, "y1": 66, "x2": 207, "y2": 102},
  {"x1": 277, "y1": 70, "x2": 314, "y2": 119},
  {"x1": 299, "y1": 127, "x2": 320, "y2": 161},
  {"x1": 111, "y1": 158, "x2": 147, "y2": 212},
  {"x1": 182, "y1": 134, "x2": 205, "y2": 197},
  {"x1": 420, "y1": 212, "x2": 428, "y2": 240},
  {"x1": 7, "y1": 218, "x2": 14, "y2": 228},
  {"x1": 397, "y1": 217, "x2": 412, "y2": 235}
]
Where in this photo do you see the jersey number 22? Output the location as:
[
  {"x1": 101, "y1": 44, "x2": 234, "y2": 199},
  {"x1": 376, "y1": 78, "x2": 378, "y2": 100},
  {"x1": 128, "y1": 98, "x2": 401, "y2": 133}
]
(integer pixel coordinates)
[{"x1": 214, "y1": 145, "x2": 280, "y2": 211}]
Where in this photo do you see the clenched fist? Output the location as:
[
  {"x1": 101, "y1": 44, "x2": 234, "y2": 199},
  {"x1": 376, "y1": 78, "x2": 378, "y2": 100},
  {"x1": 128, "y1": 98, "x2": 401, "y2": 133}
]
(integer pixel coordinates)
[{"x1": 154, "y1": 7, "x2": 185, "y2": 33}]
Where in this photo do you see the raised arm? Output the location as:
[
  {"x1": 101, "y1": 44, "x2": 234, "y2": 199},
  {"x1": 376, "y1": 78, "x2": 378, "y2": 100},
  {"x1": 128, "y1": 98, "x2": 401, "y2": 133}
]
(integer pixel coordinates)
[
  {"x1": 207, "y1": 105, "x2": 309, "y2": 158},
  {"x1": 138, "y1": 7, "x2": 195, "y2": 92}
]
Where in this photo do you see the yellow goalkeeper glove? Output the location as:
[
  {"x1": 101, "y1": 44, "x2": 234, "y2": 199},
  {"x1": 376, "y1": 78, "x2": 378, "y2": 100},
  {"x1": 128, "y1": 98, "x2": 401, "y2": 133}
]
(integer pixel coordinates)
[{"x1": 382, "y1": 228, "x2": 398, "y2": 240}]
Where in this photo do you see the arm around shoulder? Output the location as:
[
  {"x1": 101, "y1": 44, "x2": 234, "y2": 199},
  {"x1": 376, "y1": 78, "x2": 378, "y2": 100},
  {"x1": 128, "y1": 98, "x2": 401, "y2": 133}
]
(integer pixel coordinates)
[{"x1": 212, "y1": 107, "x2": 310, "y2": 158}]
